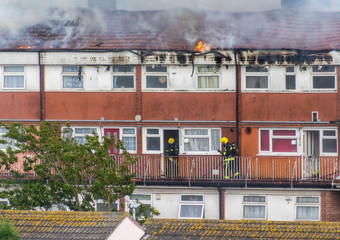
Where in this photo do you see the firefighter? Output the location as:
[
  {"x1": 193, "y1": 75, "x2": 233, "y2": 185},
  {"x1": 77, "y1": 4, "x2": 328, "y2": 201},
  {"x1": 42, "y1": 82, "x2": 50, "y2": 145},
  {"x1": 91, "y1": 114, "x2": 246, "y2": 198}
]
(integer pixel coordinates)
[
  {"x1": 218, "y1": 137, "x2": 239, "y2": 179},
  {"x1": 165, "y1": 138, "x2": 179, "y2": 178}
]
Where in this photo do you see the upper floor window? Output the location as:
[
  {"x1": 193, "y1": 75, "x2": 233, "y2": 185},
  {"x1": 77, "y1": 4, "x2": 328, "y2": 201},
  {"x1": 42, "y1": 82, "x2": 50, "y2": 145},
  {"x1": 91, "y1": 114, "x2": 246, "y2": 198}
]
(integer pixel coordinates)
[
  {"x1": 145, "y1": 65, "x2": 167, "y2": 89},
  {"x1": 113, "y1": 65, "x2": 135, "y2": 89},
  {"x1": 260, "y1": 129, "x2": 298, "y2": 154},
  {"x1": 197, "y1": 65, "x2": 219, "y2": 89},
  {"x1": 245, "y1": 66, "x2": 268, "y2": 89},
  {"x1": 312, "y1": 66, "x2": 336, "y2": 89},
  {"x1": 285, "y1": 66, "x2": 296, "y2": 90},
  {"x1": 62, "y1": 66, "x2": 83, "y2": 89},
  {"x1": 183, "y1": 128, "x2": 220, "y2": 153},
  {"x1": 3, "y1": 66, "x2": 25, "y2": 89}
]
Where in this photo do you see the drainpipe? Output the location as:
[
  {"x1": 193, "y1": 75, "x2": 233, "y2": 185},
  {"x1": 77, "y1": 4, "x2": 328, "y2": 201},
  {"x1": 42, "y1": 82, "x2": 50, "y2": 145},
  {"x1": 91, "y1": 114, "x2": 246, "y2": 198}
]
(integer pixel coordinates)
[
  {"x1": 38, "y1": 51, "x2": 44, "y2": 121},
  {"x1": 234, "y1": 51, "x2": 240, "y2": 149},
  {"x1": 218, "y1": 186, "x2": 223, "y2": 220}
]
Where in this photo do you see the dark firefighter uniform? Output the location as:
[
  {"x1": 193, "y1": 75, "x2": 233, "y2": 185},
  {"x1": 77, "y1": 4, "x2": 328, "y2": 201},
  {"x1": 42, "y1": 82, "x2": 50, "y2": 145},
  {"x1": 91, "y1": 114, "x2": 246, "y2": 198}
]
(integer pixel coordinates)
[
  {"x1": 218, "y1": 137, "x2": 239, "y2": 179},
  {"x1": 165, "y1": 138, "x2": 179, "y2": 178}
]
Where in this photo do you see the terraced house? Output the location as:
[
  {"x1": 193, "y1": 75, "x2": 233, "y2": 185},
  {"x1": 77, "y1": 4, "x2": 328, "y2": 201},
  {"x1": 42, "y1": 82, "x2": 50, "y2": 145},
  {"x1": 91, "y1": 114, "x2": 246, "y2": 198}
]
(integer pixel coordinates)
[{"x1": 1, "y1": 1, "x2": 340, "y2": 222}]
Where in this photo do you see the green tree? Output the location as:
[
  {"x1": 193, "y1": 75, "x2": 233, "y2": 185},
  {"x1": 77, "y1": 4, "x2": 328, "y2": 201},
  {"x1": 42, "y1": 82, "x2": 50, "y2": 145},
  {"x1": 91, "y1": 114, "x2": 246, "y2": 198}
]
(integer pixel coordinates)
[
  {"x1": 0, "y1": 219, "x2": 20, "y2": 240},
  {"x1": 0, "y1": 121, "x2": 138, "y2": 211}
]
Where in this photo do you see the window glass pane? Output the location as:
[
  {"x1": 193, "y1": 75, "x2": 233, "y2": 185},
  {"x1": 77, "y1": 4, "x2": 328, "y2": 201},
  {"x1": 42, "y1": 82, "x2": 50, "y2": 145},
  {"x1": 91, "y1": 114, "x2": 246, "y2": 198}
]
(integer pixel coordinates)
[
  {"x1": 246, "y1": 66, "x2": 268, "y2": 72},
  {"x1": 97, "y1": 202, "x2": 118, "y2": 212},
  {"x1": 63, "y1": 76, "x2": 83, "y2": 88},
  {"x1": 75, "y1": 128, "x2": 97, "y2": 134},
  {"x1": 297, "y1": 197, "x2": 319, "y2": 203},
  {"x1": 123, "y1": 129, "x2": 135, "y2": 134},
  {"x1": 211, "y1": 129, "x2": 220, "y2": 151},
  {"x1": 296, "y1": 206, "x2": 319, "y2": 220},
  {"x1": 260, "y1": 130, "x2": 269, "y2": 151},
  {"x1": 113, "y1": 76, "x2": 134, "y2": 88},
  {"x1": 181, "y1": 195, "x2": 203, "y2": 202},
  {"x1": 273, "y1": 139, "x2": 297, "y2": 152},
  {"x1": 198, "y1": 76, "x2": 219, "y2": 88},
  {"x1": 323, "y1": 130, "x2": 336, "y2": 137},
  {"x1": 184, "y1": 138, "x2": 209, "y2": 151},
  {"x1": 184, "y1": 129, "x2": 208, "y2": 135},
  {"x1": 313, "y1": 76, "x2": 335, "y2": 88},
  {"x1": 312, "y1": 66, "x2": 335, "y2": 72},
  {"x1": 4, "y1": 76, "x2": 24, "y2": 88},
  {"x1": 147, "y1": 137, "x2": 160, "y2": 151},
  {"x1": 146, "y1": 76, "x2": 167, "y2": 88},
  {"x1": 179, "y1": 205, "x2": 203, "y2": 218},
  {"x1": 113, "y1": 66, "x2": 134, "y2": 72},
  {"x1": 323, "y1": 139, "x2": 337, "y2": 153},
  {"x1": 130, "y1": 194, "x2": 151, "y2": 201},
  {"x1": 122, "y1": 137, "x2": 136, "y2": 151},
  {"x1": 286, "y1": 75, "x2": 296, "y2": 90},
  {"x1": 4, "y1": 66, "x2": 24, "y2": 72},
  {"x1": 75, "y1": 136, "x2": 87, "y2": 144},
  {"x1": 146, "y1": 66, "x2": 167, "y2": 72},
  {"x1": 198, "y1": 65, "x2": 216, "y2": 72},
  {"x1": 243, "y1": 205, "x2": 265, "y2": 219},
  {"x1": 286, "y1": 66, "x2": 294, "y2": 72},
  {"x1": 63, "y1": 66, "x2": 82, "y2": 72},
  {"x1": 147, "y1": 129, "x2": 159, "y2": 134},
  {"x1": 273, "y1": 130, "x2": 296, "y2": 136},
  {"x1": 246, "y1": 76, "x2": 268, "y2": 88},
  {"x1": 244, "y1": 196, "x2": 265, "y2": 202}
]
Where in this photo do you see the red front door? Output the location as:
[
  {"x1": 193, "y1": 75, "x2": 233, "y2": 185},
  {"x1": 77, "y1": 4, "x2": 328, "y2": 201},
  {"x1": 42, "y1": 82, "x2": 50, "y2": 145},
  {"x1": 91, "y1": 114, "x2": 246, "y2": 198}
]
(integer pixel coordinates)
[{"x1": 104, "y1": 129, "x2": 120, "y2": 155}]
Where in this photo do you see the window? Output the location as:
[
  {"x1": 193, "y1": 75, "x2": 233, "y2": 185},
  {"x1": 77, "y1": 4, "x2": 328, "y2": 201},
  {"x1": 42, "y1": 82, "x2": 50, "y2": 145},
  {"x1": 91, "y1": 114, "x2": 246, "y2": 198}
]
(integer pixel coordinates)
[
  {"x1": 296, "y1": 196, "x2": 320, "y2": 220},
  {"x1": 322, "y1": 130, "x2": 337, "y2": 153},
  {"x1": 129, "y1": 194, "x2": 152, "y2": 217},
  {"x1": 242, "y1": 195, "x2": 266, "y2": 219},
  {"x1": 183, "y1": 128, "x2": 220, "y2": 153},
  {"x1": 122, "y1": 128, "x2": 136, "y2": 151},
  {"x1": 285, "y1": 66, "x2": 296, "y2": 90},
  {"x1": 145, "y1": 65, "x2": 167, "y2": 88},
  {"x1": 179, "y1": 194, "x2": 204, "y2": 219},
  {"x1": 0, "y1": 127, "x2": 16, "y2": 151},
  {"x1": 95, "y1": 199, "x2": 119, "y2": 212},
  {"x1": 62, "y1": 66, "x2": 83, "y2": 89},
  {"x1": 3, "y1": 66, "x2": 24, "y2": 89},
  {"x1": 245, "y1": 66, "x2": 268, "y2": 89},
  {"x1": 312, "y1": 66, "x2": 336, "y2": 89},
  {"x1": 63, "y1": 127, "x2": 97, "y2": 144},
  {"x1": 113, "y1": 65, "x2": 135, "y2": 89},
  {"x1": 145, "y1": 129, "x2": 161, "y2": 152},
  {"x1": 197, "y1": 65, "x2": 219, "y2": 89},
  {"x1": 260, "y1": 129, "x2": 298, "y2": 154}
]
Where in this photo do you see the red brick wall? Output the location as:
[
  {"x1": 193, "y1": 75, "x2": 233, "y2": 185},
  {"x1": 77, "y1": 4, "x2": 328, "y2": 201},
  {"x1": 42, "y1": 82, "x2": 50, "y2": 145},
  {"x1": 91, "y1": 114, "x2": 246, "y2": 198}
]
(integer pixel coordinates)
[{"x1": 321, "y1": 191, "x2": 340, "y2": 221}]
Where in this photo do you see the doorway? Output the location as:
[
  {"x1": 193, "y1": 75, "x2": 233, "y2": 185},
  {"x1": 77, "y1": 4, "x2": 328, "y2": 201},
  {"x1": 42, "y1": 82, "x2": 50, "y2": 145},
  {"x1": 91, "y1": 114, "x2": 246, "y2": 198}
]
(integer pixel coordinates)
[
  {"x1": 104, "y1": 128, "x2": 120, "y2": 155},
  {"x1": 303, "y1": 130, "x2": 320, "y2": 178}
]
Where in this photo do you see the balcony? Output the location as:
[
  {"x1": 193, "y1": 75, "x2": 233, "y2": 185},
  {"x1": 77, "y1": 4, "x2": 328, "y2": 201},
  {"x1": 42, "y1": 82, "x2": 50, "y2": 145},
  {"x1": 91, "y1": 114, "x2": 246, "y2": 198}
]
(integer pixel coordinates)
[{"x1": 1, "y1": 155, "x2": 339, "y2": 188}]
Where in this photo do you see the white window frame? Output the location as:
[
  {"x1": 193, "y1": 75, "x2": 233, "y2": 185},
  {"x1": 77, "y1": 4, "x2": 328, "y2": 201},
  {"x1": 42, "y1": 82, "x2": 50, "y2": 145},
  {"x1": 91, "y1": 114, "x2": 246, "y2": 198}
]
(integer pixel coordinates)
[
  {"x1": 259, "y1": 128, "x2": 300, "y2": 156},
  {"x1": 94, "y1": 199, "x2": 120, "y2": 212},
  {"x1": 62, "y1": 126, "x2": 98, "y2": 144},
  {"x1": 183, "y1": 128, "x2": 221, "y2": 154},
  {"x1": 62, "y1": 65, "x2": 84, "y2": 89},
  {"x1": 179, "y1": 194, "x2": 204, "y2": 219},
  {"x1": 311, "y1": 65, "x2": 336, "y2": 91},
  {"x1": 121, "y1": 127, "x2": 137, "y2": 154},
  {"x1": 244, "y1": 65, "x2": 269, "y2": 90},
  {"x1": 143, "y1": 128, "x2": 162, "y2": 153},
  {"x1": 128, "y1": 194, "x2": 152, "y2": 219},
  {"x1": 144, "y1": 65, "x2": 168, "y2": 90},
  {"x1": 303, "y1": 127, "x2": 338, "y2": 156},
  {"x1": 242, "y1": 195, "x2": 267, "y2": 220},
  {"x1": 3, "y1": 65, "x2": 25, "y2": 90},
  {"x1": 112, "y1": 65, "x2": 135, "y2": 91},
  {"x1": 285, "y1": 65, "x2": 296, "y2": 90},
  {"x1": 295, "y1": 196, "x2": 320, "y2": 221},
  {"x1": 196, "y1": 65, "x2": 220, "y2": 89},
  {"x1": 0, "y1": 126, "x2": 17, "y2": 151}
]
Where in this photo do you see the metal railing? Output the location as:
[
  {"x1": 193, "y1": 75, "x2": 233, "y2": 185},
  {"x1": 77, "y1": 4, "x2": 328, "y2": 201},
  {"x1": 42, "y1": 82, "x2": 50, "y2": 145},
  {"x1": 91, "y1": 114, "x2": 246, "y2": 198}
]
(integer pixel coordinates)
[{"x1": 1, "y1": 155, "x2": 339, "y2": 183}]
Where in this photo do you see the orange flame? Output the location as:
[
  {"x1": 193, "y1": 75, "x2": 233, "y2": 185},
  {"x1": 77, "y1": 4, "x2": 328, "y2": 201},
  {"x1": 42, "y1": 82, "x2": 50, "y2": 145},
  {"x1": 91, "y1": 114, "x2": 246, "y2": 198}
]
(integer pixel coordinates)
[
  {"x1": 194, "y1": 41, "x2": 211, "y2": 52},
  {"x1": 17, "y1": 45, "x2": 32, "y2": 49}
]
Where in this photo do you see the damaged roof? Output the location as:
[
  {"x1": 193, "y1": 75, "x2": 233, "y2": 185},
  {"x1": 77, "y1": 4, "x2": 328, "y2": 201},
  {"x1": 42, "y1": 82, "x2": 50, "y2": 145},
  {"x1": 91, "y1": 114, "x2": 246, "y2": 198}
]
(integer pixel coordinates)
[{"x1": 3, "y1": 8, "x2": 340, "y2": 51}]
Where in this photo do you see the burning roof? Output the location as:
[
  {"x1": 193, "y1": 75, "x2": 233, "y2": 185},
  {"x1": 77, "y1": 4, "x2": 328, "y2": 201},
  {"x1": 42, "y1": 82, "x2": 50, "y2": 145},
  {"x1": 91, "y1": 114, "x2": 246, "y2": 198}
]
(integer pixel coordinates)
[{"x1": 2, "y1": 8, "x2": 340, "y2": 51}]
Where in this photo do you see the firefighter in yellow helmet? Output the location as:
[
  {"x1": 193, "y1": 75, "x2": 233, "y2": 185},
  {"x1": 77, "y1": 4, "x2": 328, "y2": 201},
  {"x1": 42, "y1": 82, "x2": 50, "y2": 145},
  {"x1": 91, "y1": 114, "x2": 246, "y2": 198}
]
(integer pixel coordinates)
[
  {"x1": 218, "y1": 137, "x2": 239, "y2": 180},
  {"x1": 165, "y1": 137, "x2": 179, "y2": 178}
]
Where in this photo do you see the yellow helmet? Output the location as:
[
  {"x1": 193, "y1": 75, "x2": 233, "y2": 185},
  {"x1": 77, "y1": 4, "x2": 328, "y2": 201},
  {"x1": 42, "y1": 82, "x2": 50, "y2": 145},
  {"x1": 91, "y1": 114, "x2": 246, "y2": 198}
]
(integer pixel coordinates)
[
  {"x1": 221, "y1": 137, "x2": 228, "y2": 144},
  {"x1": 168, "y1": 138, "x2": 175, "y2": 144}
]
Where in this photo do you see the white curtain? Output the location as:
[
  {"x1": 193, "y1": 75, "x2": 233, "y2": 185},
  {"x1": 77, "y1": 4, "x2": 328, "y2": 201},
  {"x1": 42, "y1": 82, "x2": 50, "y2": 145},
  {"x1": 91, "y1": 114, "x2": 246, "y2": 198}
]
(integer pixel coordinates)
[
  {"x1": 246, "y1": 76, "x2": 268, "y2": 88},
  {"x1": 63, "y1": 76, "x2": 83, "y2": 88},
  {"x1": 296, "y1": 206, "x2": 319, "y2": 220},
  {"x1": 198, "y1": 76, "x2": 219, "y2": 88},
  {"x1": 123, "y1": 137, "x2": 136, "y2": 151},
  {"x1": 184, "y1": 138, "x2": 209, "y2": 151},
  {"x1": 243, "y1": 205, "x2": 266, "y2": 219},
  {"x1": 4, "y1": 76, "x2": 24, "y2": 88}
]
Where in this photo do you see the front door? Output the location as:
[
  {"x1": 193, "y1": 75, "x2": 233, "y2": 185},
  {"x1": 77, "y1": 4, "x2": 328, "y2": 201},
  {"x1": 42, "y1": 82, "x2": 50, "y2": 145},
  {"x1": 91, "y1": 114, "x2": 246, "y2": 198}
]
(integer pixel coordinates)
[
  {"x1": 303, "y1": 130, "x2": 320, "y2": 178},
  {"x1": 104, "y1": 129, "x2": 120, "y2": 155}
]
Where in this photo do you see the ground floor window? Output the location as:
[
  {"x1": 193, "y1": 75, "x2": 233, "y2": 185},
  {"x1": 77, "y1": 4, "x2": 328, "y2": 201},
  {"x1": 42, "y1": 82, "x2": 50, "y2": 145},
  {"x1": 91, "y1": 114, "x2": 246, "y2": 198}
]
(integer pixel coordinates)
[
  {"x1": 296, "y1": 196, "x2": 320, "y2": 220},
  {"x1": 179, "y1": 194, "x2": 204, "y2": 219},
  {"x1": 242, "y1": 195, "x2": 266, "y2": 219}
]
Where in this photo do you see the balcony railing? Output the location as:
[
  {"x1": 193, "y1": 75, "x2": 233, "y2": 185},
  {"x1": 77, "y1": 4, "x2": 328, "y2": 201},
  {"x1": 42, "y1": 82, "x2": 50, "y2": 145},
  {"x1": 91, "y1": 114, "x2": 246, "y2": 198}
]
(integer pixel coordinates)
[{"x1": 1, "y1": 155, "x2": 339, "y2": 184}]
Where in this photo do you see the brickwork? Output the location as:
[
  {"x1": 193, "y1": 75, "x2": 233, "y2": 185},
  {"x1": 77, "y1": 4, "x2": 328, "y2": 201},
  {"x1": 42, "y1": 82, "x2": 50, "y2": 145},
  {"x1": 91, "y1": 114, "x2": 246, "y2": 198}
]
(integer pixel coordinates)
[{"x1": 321, "y1": 191, "x2": 340, "y2": 221}]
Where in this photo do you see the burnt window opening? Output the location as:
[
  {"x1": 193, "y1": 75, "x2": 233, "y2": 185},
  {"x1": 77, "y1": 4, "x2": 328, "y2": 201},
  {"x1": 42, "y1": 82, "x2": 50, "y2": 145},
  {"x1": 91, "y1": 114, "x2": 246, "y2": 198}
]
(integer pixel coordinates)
[
  {"x1": 311, "y1": 65, "x2": 336, "y2": 90},
  {"x1": 62, "y1": 66, "x2": 84, "y2": 89},
  {"x1": 285, "y1": 66, "x2": 296, "y2": 90},
  {"x1": 145, "y1": 65, "x2": 168, "y2": 89},
  {"x1": 246, "y1": 66, "x2": 268, "y2": 72},
  {"x1": 312, "y1": 66, "x2": 335, "y2": 73}
]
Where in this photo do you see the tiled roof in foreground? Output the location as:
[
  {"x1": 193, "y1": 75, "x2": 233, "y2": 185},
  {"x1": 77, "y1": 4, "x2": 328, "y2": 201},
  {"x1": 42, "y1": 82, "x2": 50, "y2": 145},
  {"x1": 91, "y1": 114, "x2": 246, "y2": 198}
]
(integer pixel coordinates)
[
  {"x1": 0, "y1": 210, "x2": 127, "y2": 240},
  {"x1": 144, "y1": 218, "x2": 340, "y2": 240}
]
